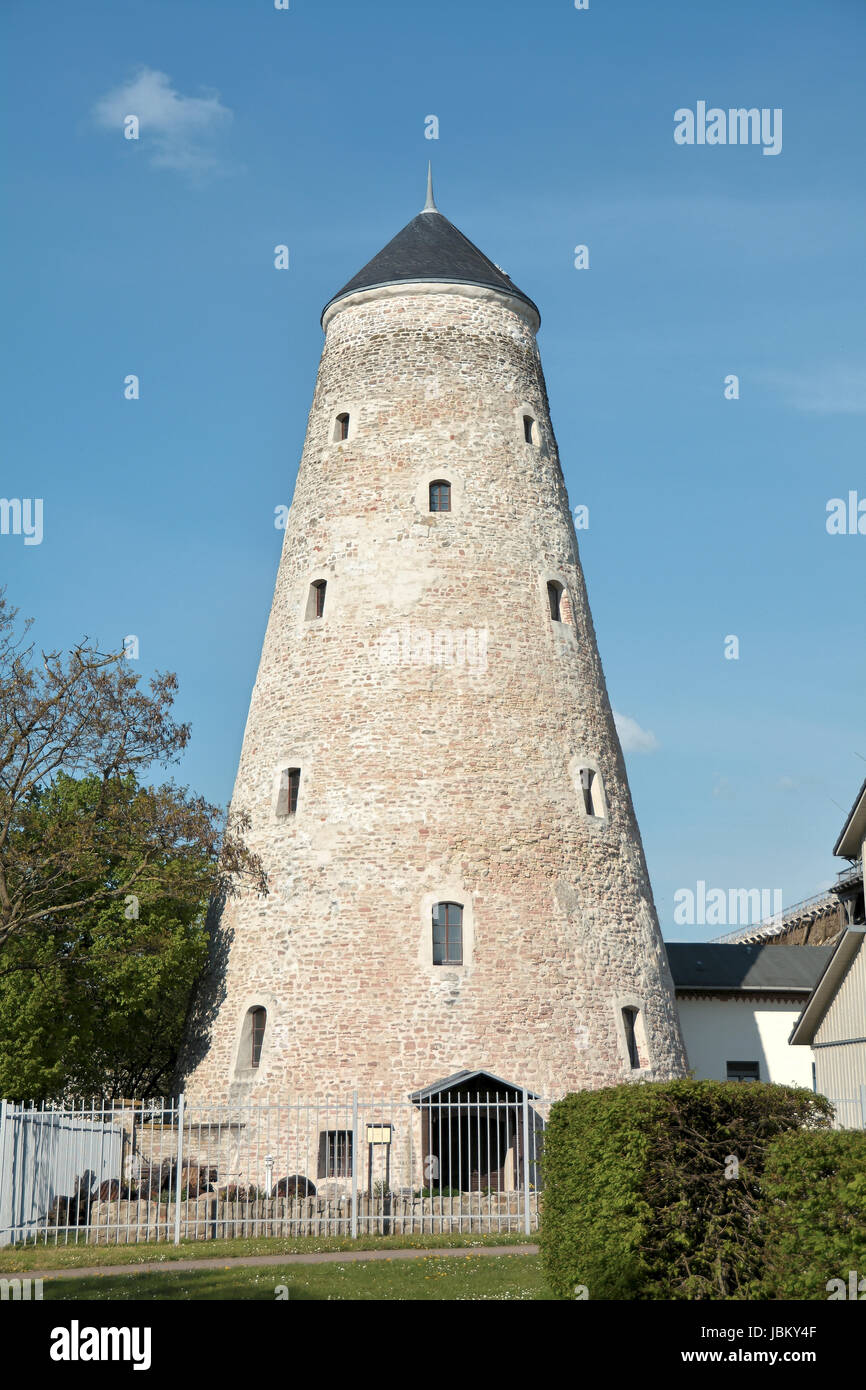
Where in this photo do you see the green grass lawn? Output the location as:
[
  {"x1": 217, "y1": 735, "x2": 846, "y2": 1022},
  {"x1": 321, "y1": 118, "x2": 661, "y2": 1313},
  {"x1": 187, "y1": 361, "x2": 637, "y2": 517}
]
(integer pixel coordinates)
[
  {"x1": 0, "y1": 1230, "x2": 532, "y2": 1274},
  {"x1": 41, "y1": 1253, "x2": 551, "y2": 1300}
]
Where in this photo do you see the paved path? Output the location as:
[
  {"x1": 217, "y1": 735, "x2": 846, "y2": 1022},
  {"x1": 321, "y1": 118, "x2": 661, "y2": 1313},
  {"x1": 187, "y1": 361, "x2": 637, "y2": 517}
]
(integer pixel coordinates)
[{"x1": 14, "y1": 1243, "x2": 540, "y2": 1283}]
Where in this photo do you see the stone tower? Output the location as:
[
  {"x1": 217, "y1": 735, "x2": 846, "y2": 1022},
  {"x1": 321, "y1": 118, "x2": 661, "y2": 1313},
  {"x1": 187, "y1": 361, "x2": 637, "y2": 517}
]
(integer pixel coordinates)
[{"x1": 182, "y1": 171, "x2": 686, "y2": 1103}]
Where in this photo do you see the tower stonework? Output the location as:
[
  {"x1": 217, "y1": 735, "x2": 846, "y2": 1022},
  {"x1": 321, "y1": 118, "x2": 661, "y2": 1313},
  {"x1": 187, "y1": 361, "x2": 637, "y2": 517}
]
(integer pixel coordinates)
[{"x1": 181, "y1": 179, "x2": 686, "y2": 1101}]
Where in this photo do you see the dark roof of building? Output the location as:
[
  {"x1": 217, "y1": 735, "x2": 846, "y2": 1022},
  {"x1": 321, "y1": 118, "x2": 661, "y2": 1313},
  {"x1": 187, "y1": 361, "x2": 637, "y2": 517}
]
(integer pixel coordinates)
[
  {"x1": 666, "y1": 942, "x2": 834, "y2": 992},
  {"x1": 321, "y1": 171, "x2": 539, "y2": 324},
  {"x1": 408, "y1": 1069, "x2": 540, "y2": 1102}
]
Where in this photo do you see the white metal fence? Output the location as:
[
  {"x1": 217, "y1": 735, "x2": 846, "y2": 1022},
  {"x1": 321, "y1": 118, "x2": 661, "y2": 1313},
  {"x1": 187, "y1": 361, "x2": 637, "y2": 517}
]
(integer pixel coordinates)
[
  {"x1": 0, "y1": 1090, "x2": 549, "y2": 1248},
  {"x1": 0, "y1": 1102, "x2": 124, "y2": 1247}
]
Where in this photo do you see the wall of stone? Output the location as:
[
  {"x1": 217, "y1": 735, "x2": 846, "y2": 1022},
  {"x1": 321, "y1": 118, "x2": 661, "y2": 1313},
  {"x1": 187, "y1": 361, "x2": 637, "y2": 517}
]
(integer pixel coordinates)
[{"x1": 180, "y1": 284, "x2": 686, "y2": 1101}]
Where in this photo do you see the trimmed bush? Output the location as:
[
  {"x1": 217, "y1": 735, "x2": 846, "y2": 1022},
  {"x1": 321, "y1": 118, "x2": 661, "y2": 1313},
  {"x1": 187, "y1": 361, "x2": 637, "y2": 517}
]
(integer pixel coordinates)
[
  {"x1": 759, "y1": 1128, "x2": 866, "y2": 1299},
  {"x1": 539, "y1": 1079, "x2": 831, "y2": 1301}
]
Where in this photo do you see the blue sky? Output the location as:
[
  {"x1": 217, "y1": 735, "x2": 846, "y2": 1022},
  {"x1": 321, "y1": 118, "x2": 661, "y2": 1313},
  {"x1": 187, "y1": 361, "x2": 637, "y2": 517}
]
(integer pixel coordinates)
[{"x1": 2, "y1": 0, "x2": 864, "y2": 939}]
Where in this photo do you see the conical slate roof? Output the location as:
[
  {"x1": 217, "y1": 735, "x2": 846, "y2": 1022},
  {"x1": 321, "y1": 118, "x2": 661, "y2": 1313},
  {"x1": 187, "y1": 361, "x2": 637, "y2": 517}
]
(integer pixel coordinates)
[{"x1": 321, "y1": 171, "x2": 540, "y2": 324}]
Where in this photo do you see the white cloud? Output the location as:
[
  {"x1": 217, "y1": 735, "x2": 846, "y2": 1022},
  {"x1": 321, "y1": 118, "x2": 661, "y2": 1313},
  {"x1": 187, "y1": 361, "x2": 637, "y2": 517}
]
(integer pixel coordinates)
[
  {"x1": 93, "y1": 68, "x2": 232, "y2": 176},
  {"x1": 759, "y1": 365, "x2": 866, "y2": 415},
  {"x1": 614, "y1": 711, "x2": 659, "y2": 754}
]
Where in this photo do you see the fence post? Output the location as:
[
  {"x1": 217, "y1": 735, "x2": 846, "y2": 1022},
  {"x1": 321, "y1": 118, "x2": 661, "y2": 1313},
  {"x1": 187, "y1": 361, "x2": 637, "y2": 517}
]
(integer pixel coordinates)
[
  {"x1": 0, "y1": 1100, "x2": 8, "y2": 1247},
  {"x1": 521, "y1": 1087, "x2": 531, "y2": 1237},
  {"x1": 351, "y1": 1090, "x2": 359, "y2": 1240},
  {"x1": 173, "y1": 1094, "x2": 185, "y2": 1247},
  {"x1": 860, "y1": 1085, "x2": 866, "y2": 1130}
]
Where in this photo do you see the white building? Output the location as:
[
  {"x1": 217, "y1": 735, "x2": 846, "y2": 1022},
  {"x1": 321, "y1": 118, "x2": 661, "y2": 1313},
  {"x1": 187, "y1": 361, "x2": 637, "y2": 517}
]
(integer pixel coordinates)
[
  {"x1": 789, "y1": 927, "x2": 866, "y2": 1127},
  {"x1": 788, "y1": 778, "x2": 866, "y2": 1127},
  {"x1": 666, "y1": 943, "x2": 832, "y2": 1088}
]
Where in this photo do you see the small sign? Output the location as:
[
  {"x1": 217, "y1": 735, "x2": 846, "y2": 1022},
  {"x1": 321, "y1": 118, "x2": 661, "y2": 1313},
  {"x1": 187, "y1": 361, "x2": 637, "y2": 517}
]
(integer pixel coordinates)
[{"x1": 366, "y1": 1125, "x2": 392, "y2": 1144}]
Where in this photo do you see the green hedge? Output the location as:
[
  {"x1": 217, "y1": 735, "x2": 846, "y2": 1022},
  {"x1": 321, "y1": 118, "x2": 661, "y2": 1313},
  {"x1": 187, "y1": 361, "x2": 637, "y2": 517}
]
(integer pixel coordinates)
[
  {"x1": 759, "y1": 1128, "x2": 866, "y2": 1299},
  {"x1": 539, "y1": 1079, "x2": 831, "y2": 1300}
]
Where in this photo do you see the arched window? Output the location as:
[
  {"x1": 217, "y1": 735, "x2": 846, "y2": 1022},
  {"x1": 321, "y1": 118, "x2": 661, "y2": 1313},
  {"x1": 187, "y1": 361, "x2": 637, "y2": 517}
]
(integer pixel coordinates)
[
  {"x1": 429, "y1": 480, "x2": 451, "y2": 513},
  {"x1": 622, "y1": 1007, "x2": 639, "y2": 1069},
  {"x1": 547, "y1": 581, "x2": 562, "y2": 622},
  {"x1": 334, "y1": 412, "x2": 350, "y2": 442},
  {"x1": 305, "y1": 580, "x2": 327, "y2": 621},
  {"x1": 523, "y1": 414, "x2": 536, "y2": 444},
  {"x1": 277, "y1": 768, "x2": 300, "y2": 817},
  {"x1": 249, "y1": 1007, "x2": 266, "y2": 1067},
  {"x1": 432, "y1": 902, "x2": 463, "y2": 965}
]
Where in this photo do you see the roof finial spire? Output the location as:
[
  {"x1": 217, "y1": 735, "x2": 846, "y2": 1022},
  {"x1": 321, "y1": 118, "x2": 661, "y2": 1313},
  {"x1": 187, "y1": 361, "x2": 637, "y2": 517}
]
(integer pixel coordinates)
[{"x1": 422, "y1": 160, "x2": 437, "y2": 213}]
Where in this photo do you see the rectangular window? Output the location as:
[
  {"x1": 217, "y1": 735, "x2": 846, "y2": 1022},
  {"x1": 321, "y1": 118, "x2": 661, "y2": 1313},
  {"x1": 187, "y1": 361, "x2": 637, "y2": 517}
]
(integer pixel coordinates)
[
  {"x1": 250, "y1": 1008, "x2": 266, "y2": 1067},
  {"x1": 581, "y1": 768, "x2": 596, "y2": 816},
  {"x1": 726, "y1": 1061, "x2": 760, "y2": 1082},
  {"x1": 317, "y1": 1130, "x2": 353, "y2": 1178}
]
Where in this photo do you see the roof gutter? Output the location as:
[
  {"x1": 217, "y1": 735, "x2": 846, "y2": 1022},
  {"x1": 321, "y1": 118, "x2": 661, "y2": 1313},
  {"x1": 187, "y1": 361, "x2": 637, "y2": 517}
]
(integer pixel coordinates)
[
  {"x1": 789, "y1": 927, "x2": 866, "y2": 1045},
  {"x1": 833, "y1": 777, "x2": 866, "y2": 857}
]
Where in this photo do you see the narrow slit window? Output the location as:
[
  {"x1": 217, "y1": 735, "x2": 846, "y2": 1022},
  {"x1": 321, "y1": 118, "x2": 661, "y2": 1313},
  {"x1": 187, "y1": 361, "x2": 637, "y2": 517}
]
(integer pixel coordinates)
[
  {"x1": 335, "y1": 412, "x2": 350, "y2": 442},
  {"x1": 523, "y1": 415, "x2": 535, "y2": 444},
  {"x1": 623, "y1": 1007, "x2": 640, "y2": 1069},
  {"x1": 429, "y1": 480, "x2": 451, "y2": 513},
  {"x1": 432, "y1": 902, "x2": 463, "y2": 965},
  {"x1": 277, "y1": 767, "x2": 301, "y2": 817},
  {"x1": 250, "y1": 1007, "x2": 266, "y2": 1067},
  {"x1": 547, "y1": 581, "x2": 562, "y2": 622},
  {"x1": 580, "y1": 767, "x2": 602, "y2": 817},
  {"x1": 306, "y1": 580, "x2": 328, "y2": 621}
]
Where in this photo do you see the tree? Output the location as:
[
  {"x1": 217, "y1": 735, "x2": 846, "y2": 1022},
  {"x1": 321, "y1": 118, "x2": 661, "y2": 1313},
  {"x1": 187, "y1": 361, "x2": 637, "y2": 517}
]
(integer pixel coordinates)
[
  {"x1": 0, "y1": 591, "x2": 266, "y2": 961},
  {"x1": 0, "y1": 773, "x2": 214, "y2": 1099}
]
